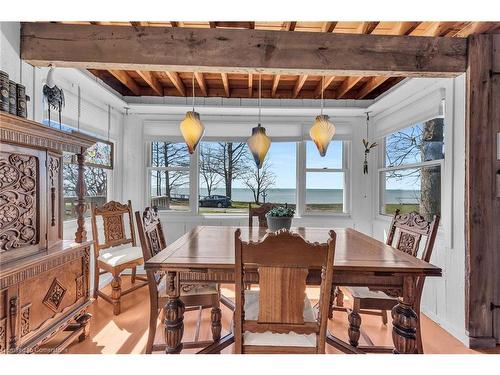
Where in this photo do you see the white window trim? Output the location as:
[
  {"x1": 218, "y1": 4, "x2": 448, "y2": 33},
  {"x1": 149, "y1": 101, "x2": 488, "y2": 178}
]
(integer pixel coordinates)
[
  {"x1": 145, "y1": 139, "x2": 352, "y2": 218},
  {"x1": 376, "y1": 119, "x2": 446, "y2": 222},
  {"x1": 300, "y1": 140, "x2": 351, "y2": 217}
]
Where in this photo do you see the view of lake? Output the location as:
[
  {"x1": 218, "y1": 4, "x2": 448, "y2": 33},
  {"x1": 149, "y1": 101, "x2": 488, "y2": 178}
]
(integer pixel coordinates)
[{"x1": 190, "y1": 188, "x2": 421, "y2": 204}]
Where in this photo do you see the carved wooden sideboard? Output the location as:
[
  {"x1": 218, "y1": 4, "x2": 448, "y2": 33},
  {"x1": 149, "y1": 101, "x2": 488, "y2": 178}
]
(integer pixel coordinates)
[{"x1": 0, "y1": 112, "x2": 96, "y2": 353}]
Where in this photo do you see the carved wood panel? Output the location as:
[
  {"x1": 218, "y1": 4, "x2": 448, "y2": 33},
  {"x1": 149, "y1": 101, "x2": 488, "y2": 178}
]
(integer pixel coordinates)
[
  {"x1": 0, "y1": 317, "x2": 6, "y2": 353},
  {"x1": 0, "y1": 152, "x2": 38, "y2": 253},
  {"x1": 20, "y1": 303, "x2": 31, "y2": 338}
]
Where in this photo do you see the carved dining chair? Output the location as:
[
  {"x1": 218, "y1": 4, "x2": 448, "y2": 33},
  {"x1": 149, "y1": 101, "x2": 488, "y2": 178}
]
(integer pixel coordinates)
[
  {"x1": 340, "y1": 210, "x2": 440, "y2": 353},
  {"x1": 90, "y1": 200, "x2": 148, "y2": 315},
  {"x1": 135, "y1": 207, "x2": 221, "y2": 354},
  {"x1": 234, "y1": 228, "x2": 336, "y2": 354},
  {"x1": 248, "y1": 203, "x2": 277, "y2": 228}
]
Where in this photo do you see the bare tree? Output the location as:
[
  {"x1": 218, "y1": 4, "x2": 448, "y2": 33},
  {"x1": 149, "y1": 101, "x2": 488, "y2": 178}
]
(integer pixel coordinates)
[
  {"x1": 63, "y1": 164, "x2": 107, "y2": 197},
  {"x1": 150, "y1": 141, "x2": 190, "y2": 209},
  {"x1": 243, "y1": 161, "x2": 276, "y2": 204},
  {"x1": 385, "y1": 118, "x2": 444, "y2": 220},
  {"x1": 212, "y1": 142, "x2": 249, "y2": 199},
  {"x1": 200, "y1": 144, "x2": 223, "y2": 196}
]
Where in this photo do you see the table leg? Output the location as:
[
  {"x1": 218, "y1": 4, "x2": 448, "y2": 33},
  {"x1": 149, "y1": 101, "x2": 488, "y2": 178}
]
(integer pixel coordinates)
[
  {"x1": 164, "y1": 271, "x2": 185, "y2": 354},
  {"x1": 392, "y1": 276, "x2": 417, "y2": 354}
]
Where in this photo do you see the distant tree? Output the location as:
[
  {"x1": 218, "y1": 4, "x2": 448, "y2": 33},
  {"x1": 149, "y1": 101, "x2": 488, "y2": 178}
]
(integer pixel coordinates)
[
  {"x1": 212, "y1": 142, "x2": 249, "y2": 199},
  {"x1": 63, "y1": 164, "x2": 107, "y2": 197},
  {"x1": 151, "y1": 141, "x2": 189, "y2": 209},
  {"x1": 200, "y1": 144, "x2": 223, "y2": 196},
  {"x1": 385, "y1": 118, "x2": 444, "y2": 220},
  {"x1": 243, "y1": 161, "x2": 276, "y2": 204}
]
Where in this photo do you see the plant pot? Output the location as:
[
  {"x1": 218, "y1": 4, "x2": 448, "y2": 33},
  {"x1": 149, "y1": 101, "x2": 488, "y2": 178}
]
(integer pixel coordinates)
[{"x1": 266, "y1": 216, "x2": 293, "y2": 232}]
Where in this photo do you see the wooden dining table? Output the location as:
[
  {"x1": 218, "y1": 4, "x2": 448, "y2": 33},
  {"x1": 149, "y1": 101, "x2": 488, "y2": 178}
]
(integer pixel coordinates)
[{"x1": 145, "y1": 226, "x2": 442, "y2": 354}]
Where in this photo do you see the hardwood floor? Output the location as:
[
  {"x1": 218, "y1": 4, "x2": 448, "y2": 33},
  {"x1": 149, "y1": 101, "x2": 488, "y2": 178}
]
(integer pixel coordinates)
[{"x1": 65, "y1": 277, "x2": 499, "y2": 354}]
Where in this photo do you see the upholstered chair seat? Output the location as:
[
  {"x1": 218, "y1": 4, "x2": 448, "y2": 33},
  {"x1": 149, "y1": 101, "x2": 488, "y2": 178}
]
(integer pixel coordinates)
[{"x1": 98, "y1": 245, "x2": 144, "y2": 267}]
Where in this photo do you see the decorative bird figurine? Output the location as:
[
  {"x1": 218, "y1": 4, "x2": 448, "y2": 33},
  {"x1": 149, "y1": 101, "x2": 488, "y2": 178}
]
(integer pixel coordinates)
[
  {"x1": 362, "y1": 138, "x2": 377, "y2": 175},
  {"x1": 43, "y1": 66, "x2": 65, "y2": 128}
]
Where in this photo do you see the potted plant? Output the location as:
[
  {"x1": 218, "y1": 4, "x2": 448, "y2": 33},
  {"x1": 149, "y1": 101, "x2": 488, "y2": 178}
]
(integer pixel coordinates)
[{"x1": 266, "y1": 205, "x2": 295, "y2": 232}]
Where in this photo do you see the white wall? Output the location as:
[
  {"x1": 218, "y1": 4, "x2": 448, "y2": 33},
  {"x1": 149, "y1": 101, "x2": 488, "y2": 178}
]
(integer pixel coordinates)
[{"x1": 368, "y1": 77, "x2": 467, "y2": 344}]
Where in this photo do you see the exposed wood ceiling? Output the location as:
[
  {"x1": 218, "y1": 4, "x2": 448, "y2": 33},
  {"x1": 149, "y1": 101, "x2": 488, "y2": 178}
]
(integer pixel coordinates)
[{"x1": 54, "y1": 21, "x2": 500, "y2": 100}]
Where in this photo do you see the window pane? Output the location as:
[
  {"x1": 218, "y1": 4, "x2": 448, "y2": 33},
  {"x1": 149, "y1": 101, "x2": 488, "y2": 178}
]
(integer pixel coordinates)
[
  {"x1": 151, "y1": 142, "x2": 190, "y2": 168},
  {"x1": 385, "y1": 118, "x2": 444, "y2": 167},
  {"x1": 305, "y1": 172, "x2": 344, "y2": 213},
  {"x1": 85, "y1": 141, "x2": 113, "y2": 169},
  {"x1": 63, "y1": 164, "x2": 107, "y2": 220},
  {"x1": 198, "y1": 142, "x2": 296, "y2": 214},
  {"x1": 150, "y1": 170, "x2": 189, "y2": 211},
  {"x1": 380, "y1": 165, "x2": 441, "y2": 221},
  {"x1": 306, "y1": 140, "x2": 342, "y2": 169}
]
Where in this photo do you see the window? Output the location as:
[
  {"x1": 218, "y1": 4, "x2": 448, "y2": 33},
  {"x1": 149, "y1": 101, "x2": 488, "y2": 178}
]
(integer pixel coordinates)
[
  {"x1": 198, "y1": 141, "x2": 296, "y2": 214},
  {"x1": 379, "y1": 117, "x2": 444, "y2": 221},
  {"x1": 305, "y1": 140, "x2": 347, "y2": 213},
  {"x1": 148, "y1": 141, "x2": 190, "y2": 211},
  {"x1": 49, "y1": 118, "x2": 114, "y2": 221}
]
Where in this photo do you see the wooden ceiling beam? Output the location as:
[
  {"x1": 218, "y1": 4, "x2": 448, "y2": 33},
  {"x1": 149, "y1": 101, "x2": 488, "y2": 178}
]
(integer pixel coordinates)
[
  {"x1": 108, "y1": 70, "x2": 141, "y2": 95},
  {"x1": 282, "y1": 22, "x2": 297, "y2": 31},
  {"x1": 170, "y1": 22, "x2": 179, "y2": 27},
  {"x1": 292, "y1": 75, "x2": 308, "y2": 98},
  {"x1": 136, "y1": 70, "x2": 163, "y2": 95},
  {"x1": 314, "y1": 76, "x2": 335, "y2": 98},
  {"x1": 453, "y1": 22, "x2": 498, "y2": 37},
  {"x1": 130, "y1": 22, "x2": 149, "y2": 27},
  {"x1": 21, "y1": 23, "x2": 468, "y2": 77},
  {"x1": 336, "y1": 76, "x2": 363, "y2": 98},
  {"x1": 356, "y1": 76, "x2": 388, "y2": 99},
  {"x1": 194, "y1": 72, "x2": 208, "y2": 96},
  {"x1": 221, "y1": 73, "x2": 230, "y2": 97},
  {"x1": 322, "y1": 22, "x2": 338, "y2": 33},
  {"x1": 165, "y1": 71, "x2": 186, "y2": 96},
  {"x1": 271, "y1": 75, "x2": 281, "y2": 97},
  {"x1": 248, "y1": 74, "x2": 253, "y2": 98},
  {"x1": 395, "y1": 22, "x2": 421, "y2": 35},
  {"x1": 358, "y1": 22, "x2": 380, "y2": 34}
]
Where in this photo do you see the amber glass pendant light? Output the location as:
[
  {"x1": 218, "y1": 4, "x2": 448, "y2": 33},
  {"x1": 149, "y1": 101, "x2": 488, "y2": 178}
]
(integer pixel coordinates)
[
  {"x1": 180, "y1": 73, "x2": 205, "y2": 154},
  {"x1": 247, "y1": 74, "x2": 271, "y2": 169},
  {"x1": 309, "y1": 76, "x2": 336, "y2": 157}
]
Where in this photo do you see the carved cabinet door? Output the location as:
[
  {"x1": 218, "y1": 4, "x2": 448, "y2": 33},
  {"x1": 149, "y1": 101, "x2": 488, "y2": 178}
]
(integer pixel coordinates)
[{"x1": 0, "y1": 144, "x2": 47, "y2": 264}]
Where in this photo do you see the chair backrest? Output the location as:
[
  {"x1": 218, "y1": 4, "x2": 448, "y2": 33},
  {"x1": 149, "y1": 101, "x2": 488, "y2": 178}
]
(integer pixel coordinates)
[
  {"x1": 234, "y1": 228, "x2": 336, "y2": 353},
  {"x1": 90, "y1": 200, "x2": 136, "y2": 253},
  {"x1": 135, "y1": 206, "x2": 167, "y2": 262},
  {"x1": 248, "y1": 203, "x2": 277, "y2": 228},
  {"x1": 386, "y1": 209, "x2": 440, "y2": 263}
]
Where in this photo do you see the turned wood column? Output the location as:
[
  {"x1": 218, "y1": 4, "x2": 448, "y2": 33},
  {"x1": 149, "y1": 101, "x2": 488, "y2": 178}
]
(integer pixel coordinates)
[
  {"x1": 392, "y1": 276, "x2": 418, "y2": 354},
  {"x1": 74, "y1": 152, "x2": 87, "y2": 243},
  {"x1": 164, "y1": 271, "x2": 185, "y2": 354}
]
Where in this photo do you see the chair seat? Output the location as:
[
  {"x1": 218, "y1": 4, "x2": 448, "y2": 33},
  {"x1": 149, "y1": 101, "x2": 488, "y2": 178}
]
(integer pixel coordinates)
[
  {"x1": 98, "y1": 245, "x2": 144, "y2": 267},
  {"x1": 346, "y1": 286, "x2": 398, "y2": 301},
  {"x1": 242, "y1": 290, "x2": 317, "y2": 347},
  {"x1": 158, "y1": 279, "x2": 218, "y2": 298}
]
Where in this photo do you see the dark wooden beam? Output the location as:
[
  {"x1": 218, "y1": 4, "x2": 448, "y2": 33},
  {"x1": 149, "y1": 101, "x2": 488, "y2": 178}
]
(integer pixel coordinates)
[
  {"x1": 21, "y1": 22, "x2": 467, "y2": 77},
  {"x1": 359, "y1": 22, "x2": 380, "y2": 34},
  {"x1": 465, "y1": 33, "x2": 500, "y2": 349},
  {"x1": 282, "y1": 22, "x2": 297, "y2": 31}
]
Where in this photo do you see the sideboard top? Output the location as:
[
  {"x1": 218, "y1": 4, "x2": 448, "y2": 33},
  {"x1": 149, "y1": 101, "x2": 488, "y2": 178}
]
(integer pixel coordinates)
[{"x1": 0, "y1": 112, "x2": 97, "y2": 154}]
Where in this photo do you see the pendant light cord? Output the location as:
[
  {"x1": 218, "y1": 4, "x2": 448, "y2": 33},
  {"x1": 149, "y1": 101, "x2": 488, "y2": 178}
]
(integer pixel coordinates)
[
  {"x1": 258, "y1": 74, "x2": 262, "y2": 125},
  {"x1": 192, "y1": 73, "x2": 195, "y2": 111},
  {"x1": 320, "y1": 75, "x2": 324, "y2": 116},
  {"x1": 366, "y1": 112, "x2": 370, "y2": 139}
]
